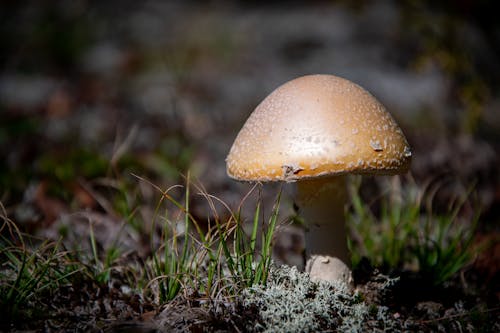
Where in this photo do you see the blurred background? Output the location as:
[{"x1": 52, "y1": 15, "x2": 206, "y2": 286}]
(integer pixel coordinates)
[{"x1": 1, "y1": 0, "x2": 499, "y2": 264}]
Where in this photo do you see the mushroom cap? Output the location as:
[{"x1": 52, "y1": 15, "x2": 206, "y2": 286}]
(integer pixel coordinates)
[{"x1": 226, "y1": 74, "x2": 412, "y2": 182}]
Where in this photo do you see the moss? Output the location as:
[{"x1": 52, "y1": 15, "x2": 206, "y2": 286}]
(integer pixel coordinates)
[{"x1": 240, "y1": 265, "x2": 401, "y2": 333}]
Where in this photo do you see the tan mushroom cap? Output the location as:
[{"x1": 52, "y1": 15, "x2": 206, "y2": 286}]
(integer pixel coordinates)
[{"x1": 226, "y1": 74, "x2": 412, "y2": 182}]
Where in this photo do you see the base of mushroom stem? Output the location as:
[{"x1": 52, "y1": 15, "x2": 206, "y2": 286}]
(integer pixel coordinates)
[{"x1": 306, "y1": 255, "x2": 353, "y2": 286}]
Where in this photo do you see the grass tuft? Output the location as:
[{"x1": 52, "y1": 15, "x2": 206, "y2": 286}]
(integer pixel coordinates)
[
  {"x1": 0, "y1": 202, "x2": 82, "y2": 326},
  {"x1": 136, "y1": 174, "x2": 283, "y2": 305},
  {"x1": 347, "y1": 176, "x2": 479, "y2": 285}
]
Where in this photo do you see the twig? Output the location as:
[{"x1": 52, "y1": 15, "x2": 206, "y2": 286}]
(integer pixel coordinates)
[{"x1": 419, "y1": 306, "x2": 500, "y2": 324}]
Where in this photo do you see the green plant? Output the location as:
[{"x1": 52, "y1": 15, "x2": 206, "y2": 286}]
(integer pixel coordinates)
[
  {"x1": 146, "y1": 179, "x2": 194, "y2": 303},
  {"x1": 348, "y1": 176, "x2": 421, "y2": 269},
  {"x1": 139, "y1": 174, "x2": 282, "y2": 304},
  {"x1": 347, "y1": 176, "x2": 478, "y2": 285},
  {"x1": 413, "y1": 185, "x2": 479, "y2": 285},
  {"x1": 88, "y1": 219, "x2": 123, "y2": 284},
  {"x1": 218, "y1": 185, "x2": 282, "y2": 290},
  {"x1": 0, "y1": 204, "x2": 82, "y2": 325}
]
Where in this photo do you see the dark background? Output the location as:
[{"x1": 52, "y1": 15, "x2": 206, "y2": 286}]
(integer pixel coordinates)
[{"x1": 1, "y1": 0, "x2": 499, "y2": 246}]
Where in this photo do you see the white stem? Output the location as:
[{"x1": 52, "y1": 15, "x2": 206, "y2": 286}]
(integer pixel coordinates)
[{"x1": 297, "y1": 176, "x2": 353, "y2": 285}]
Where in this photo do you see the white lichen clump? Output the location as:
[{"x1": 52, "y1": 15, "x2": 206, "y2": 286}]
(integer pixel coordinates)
[{"x1": 241, "y1": 265, "x2": 399, "y2": 333}]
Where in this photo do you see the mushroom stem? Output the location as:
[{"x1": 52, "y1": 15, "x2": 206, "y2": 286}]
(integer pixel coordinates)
[{"x1": 297, "y1": 176, "x2": 353, "y2": 285}]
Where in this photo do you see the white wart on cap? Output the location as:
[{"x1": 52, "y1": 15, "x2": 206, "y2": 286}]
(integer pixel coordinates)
[{"x1": 226, "y1": 74, "x2": 411, "y2": 182}]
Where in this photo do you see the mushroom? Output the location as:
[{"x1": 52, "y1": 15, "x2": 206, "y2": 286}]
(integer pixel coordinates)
[{"x1": 226, "y1": 74, "x2": 411, "y2": 285}]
